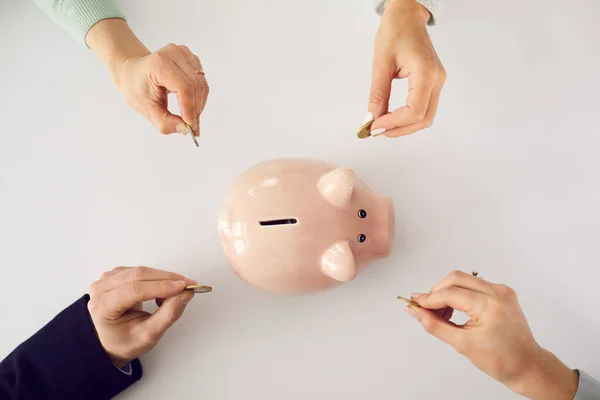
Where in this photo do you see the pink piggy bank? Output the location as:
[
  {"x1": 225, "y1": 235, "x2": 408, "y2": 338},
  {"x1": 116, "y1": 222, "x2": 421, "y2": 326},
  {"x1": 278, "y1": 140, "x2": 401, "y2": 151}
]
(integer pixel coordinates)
[{"x1": 217, "y1": 158, "x2": 395, "y2": 294}]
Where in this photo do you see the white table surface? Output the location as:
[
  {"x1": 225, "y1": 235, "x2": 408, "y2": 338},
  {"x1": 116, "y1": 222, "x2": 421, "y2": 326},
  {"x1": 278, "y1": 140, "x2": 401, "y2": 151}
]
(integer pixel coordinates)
[{"x1": 1, "y1": 0, "x2": 600, "y2": 399}]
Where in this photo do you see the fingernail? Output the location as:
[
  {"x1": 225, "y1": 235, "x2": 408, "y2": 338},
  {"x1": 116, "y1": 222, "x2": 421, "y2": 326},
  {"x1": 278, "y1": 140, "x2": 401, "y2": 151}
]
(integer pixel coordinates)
[
  {"x1": 177, "y1": 124, "x2": 188, "y2": 135},
  {"x1": 362, "y1": 112, "x2": 375, "y2": 125},
  {"x1": 180, "y1": 292, "x2": 194, "y2": 305},
  {"x1": 173, "y1": 280, "x2": 186, "y2": 288},
  {"x1": 371, "y1": 128, "x2": 386, "y2": 136},
  {"x1": 411, "y1": 293, "x2": 422, "y2": 300},
  {"x1": 404, "y1": 306, "x2": 418, "y2": 319}
]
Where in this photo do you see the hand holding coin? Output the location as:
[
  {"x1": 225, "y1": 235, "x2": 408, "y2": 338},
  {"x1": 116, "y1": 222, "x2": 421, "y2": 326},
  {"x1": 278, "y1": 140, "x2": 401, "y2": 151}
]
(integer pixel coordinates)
[
  {"x1": 87, "y1": 266, "x2": 204, "y2": 368},
  {"x1": 364, "y1": 0, "x2": 445, "y2": 138}
]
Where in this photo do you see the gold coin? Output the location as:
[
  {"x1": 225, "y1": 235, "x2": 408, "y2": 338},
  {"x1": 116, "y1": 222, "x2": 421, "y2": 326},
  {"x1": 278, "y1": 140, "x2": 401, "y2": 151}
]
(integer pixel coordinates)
[
  {"x1": 186, "y1": 124, "x2": 199, "y2": 147},
  {"x1": 356, "y1": 120, "x2": 374, "y2": 139},
  {"x1": 186, "y1": 285, "x2": 212, "y2": 293},
  {"x1": 397, "y1": 296, "x2": 421, "y2": 308}
]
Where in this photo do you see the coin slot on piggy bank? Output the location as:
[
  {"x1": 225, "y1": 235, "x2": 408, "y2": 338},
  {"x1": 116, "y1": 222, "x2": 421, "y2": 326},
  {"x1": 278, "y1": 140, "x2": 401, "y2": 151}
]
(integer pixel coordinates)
[
  {"x1": 259, "y1": 218, "x2": 298, "y2": 226},
  {"x1": 218, "y1": 158, "x2": 395, "y2": 294}
]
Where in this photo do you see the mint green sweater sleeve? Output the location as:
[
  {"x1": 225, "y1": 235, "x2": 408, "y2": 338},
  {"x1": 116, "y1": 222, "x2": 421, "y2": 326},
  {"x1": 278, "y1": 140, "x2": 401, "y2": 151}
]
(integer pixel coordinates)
[{"x1": 31, "y1": 0, "x2": 125, "y2": 47}]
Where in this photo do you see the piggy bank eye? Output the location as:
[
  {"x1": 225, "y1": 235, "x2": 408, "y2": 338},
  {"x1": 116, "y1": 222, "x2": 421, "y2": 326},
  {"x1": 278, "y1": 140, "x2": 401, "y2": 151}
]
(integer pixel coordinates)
[
  {"x1": 358, "y1": 209, "x2": 367, "y2": 218},
  {"x1": 357, "y1": 234, "x2": 366, "y2": 243}
]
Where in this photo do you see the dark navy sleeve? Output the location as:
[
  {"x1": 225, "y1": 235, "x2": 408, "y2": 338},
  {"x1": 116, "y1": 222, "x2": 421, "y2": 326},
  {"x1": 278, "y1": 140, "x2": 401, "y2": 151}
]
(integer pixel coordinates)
[{"x1": 0, "y1": 294, "x2": 142, "y2": 400}]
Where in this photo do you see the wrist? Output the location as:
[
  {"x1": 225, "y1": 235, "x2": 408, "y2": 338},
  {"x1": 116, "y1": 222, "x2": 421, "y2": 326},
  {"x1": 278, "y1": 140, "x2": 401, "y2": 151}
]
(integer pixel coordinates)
[
  {"x1": 109, "y1": 353, "x2": 130, "y2": 369},
  {"x1": 385, "y1": 0, "x2": 431, "y2": 25},
  {"x1": 510, "y1": 346, "x2": 579, "y2": 400},
  {"x1": 85, "y1": 19, "x2": 150, "y2": 89}
]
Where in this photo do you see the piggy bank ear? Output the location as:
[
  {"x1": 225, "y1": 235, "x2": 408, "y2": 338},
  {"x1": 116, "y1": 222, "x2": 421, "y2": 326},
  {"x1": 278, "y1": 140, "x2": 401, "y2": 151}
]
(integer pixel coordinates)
[
  {"x1": 321, "y1": 240, "x2": 356, "y2": 282},
  {"x1": 317, "y1": 167, "x2": 356, "y2": 209}
]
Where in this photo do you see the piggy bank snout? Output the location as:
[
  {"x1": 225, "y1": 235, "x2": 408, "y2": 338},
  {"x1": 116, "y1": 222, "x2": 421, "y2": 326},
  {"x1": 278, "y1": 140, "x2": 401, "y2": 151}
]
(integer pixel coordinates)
[{"x1": 370, "y1": 195, "x2": 394, "y2": 258}]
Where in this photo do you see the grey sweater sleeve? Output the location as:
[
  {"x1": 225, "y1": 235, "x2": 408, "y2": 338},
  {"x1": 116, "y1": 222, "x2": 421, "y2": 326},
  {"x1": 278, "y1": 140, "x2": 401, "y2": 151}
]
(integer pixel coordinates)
[
  {"x1": 374, "y1": 0, "x2": 444, "y2": 24},
  {"x1": 574, "y1": 370, "x2": 600, "y2": 400}
]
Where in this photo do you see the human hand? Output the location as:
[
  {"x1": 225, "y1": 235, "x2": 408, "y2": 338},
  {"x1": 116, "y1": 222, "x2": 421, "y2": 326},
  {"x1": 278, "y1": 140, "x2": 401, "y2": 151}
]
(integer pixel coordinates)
[
  {"x1": 115, "y1": 44, "x2": 209, "y2": 136},
  {"x1": 87, "y1": 266, "x2": 198, "y2": 368},
  {"x1": 405, "y1": 271, "x2": 579, "y2": 400},
  {"x1": 86, "y1": 19, "x2": 209, "y2": 137},
  {"x1": 366, "y1": 0, "x2": 446, "y2": 138}
]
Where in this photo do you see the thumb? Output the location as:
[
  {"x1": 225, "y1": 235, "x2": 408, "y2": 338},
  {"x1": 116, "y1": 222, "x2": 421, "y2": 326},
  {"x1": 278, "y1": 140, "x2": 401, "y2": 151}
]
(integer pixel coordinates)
[
  {"x1": 144, "y1": 291, "x2": 194, "y2": 340},
  {"x1": 368, "y1": 62, "x2": 394, "y2": 119},
  {"x1": 149, "y1": 104, "x2": 188, "y2": 136},
  {"x1": 405, "y1": 306, "x2": 464, "y2": 351}
]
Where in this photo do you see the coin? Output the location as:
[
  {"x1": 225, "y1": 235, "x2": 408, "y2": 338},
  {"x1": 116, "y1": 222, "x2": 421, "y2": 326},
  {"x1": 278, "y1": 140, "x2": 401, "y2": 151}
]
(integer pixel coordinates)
[
  {"x1": 356, "y1": 120, "x2": 374, "y2": 139},
  {"x1": 397, "y1": 296, "x2": 421, "y2": 308},
  {"x1": 185, "y1": 285, "x2": 212, "y2": 293},
  {"x1": 186, "y1": 124, "x2": 199, "y2": 147}
]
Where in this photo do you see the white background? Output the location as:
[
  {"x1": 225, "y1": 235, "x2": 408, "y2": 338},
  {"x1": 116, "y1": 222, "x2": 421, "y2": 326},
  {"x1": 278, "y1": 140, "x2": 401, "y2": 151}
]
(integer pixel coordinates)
[{"x1": 1, "y1": 0, "x2": 600, "y2": 399}]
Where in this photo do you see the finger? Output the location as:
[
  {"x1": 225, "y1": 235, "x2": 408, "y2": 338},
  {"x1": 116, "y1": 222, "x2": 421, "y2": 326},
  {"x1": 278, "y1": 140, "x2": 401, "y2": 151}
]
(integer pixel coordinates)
[
  {"x1": 90, "y1": 267, "x2": 131, "y2": 297},
  {"x1": 155, "y1": 278, "x2": 197, "y2": 308},
  {"x1": 413, "y1": 286, "x2": 488, "y2": 318},
  {"x1": 407, "y1": 306, "x2": 464, "y2": 349},
  {"x1": 148, "y1": 105, "x2": 187, "y2": 135},
  {"x1": 169, "y1": 45, "x2": 208, "y2": 136},
  {"x1": 371, "y1": 72, "x2": 433, "y2": 131},
  {"x1": 95, "y1": 266, "x2": 193, "y2": 294},
  {"x1": 430, "y1": 270, "x2": 496, "y2": 296},
  {"x1": 177, "y1": 46, "x2": 208, "y2": 110},
  {"x1": 101, "y1": 280, "x2": 187, "y2": 319},
  {"x1": 144, "y1": 291, "x2": 194, "y2": 341},
  {"x1": 98, "y1": 266, "x2": 129, "y2": 280},
  {"x1": 367, "y1": 60, "x2": 395, "y2": 119},
  {"x1": 178, "y1": 45, "x2": 203, "y2": 71},
  {"x1": 152, "y1": 55, "x2": 197, "y2": 135},
  {"x1": 380, "y1": 84, "x2": 442, "y2": 138}
]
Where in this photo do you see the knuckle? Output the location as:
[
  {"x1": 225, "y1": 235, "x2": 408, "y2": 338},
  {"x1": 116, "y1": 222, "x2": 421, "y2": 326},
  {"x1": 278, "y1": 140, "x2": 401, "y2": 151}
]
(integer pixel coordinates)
[
  {"x1": 89, "y1": 281, "x2": 101, "y2": 297},
  {"x1": 368, "y1": 91, "x2": 387, "y2": 106},
  {"x1": 160, "y1": 280, "x2": 175, "y2": 291},
  {"x1": 437, "y1": 67, "x2": 447, "y2": 82},
  {"x1": 448, "y1": 270, "x2": 464, "y2": 281},
  {"x1": 420, "y1": 315, "x2": 436, "y2": 333},
  {"x1": 178, "y1": 44, "x2": 191, "y2": 53},
  {"x1": 423, "y1": 118, "x2": 434, "y2": 128},
  {"x1": 165, "y1": 310, "x2": 181, "y2": 324},
  {"x1": 133, "y1": 266, "x2": 150, "y2": 279},
  {"x1": 496, "y1": 284, "x2": 516, "y2": 300},
  {"x1": 157, "y1": 121, "x2": 171, "y2": 135},
  {"x1": 192, "y1": 75, "x2": 203, "y2": 89},
  {"x1": 129, "y1": 280, "x2": 144, "y2": 296},
  {"x1": 411, "y1": 109, "x2": 426, "y2": 121},
  {"x1": 87, "y1": 299, "x2": 100, "y2": 314}
]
